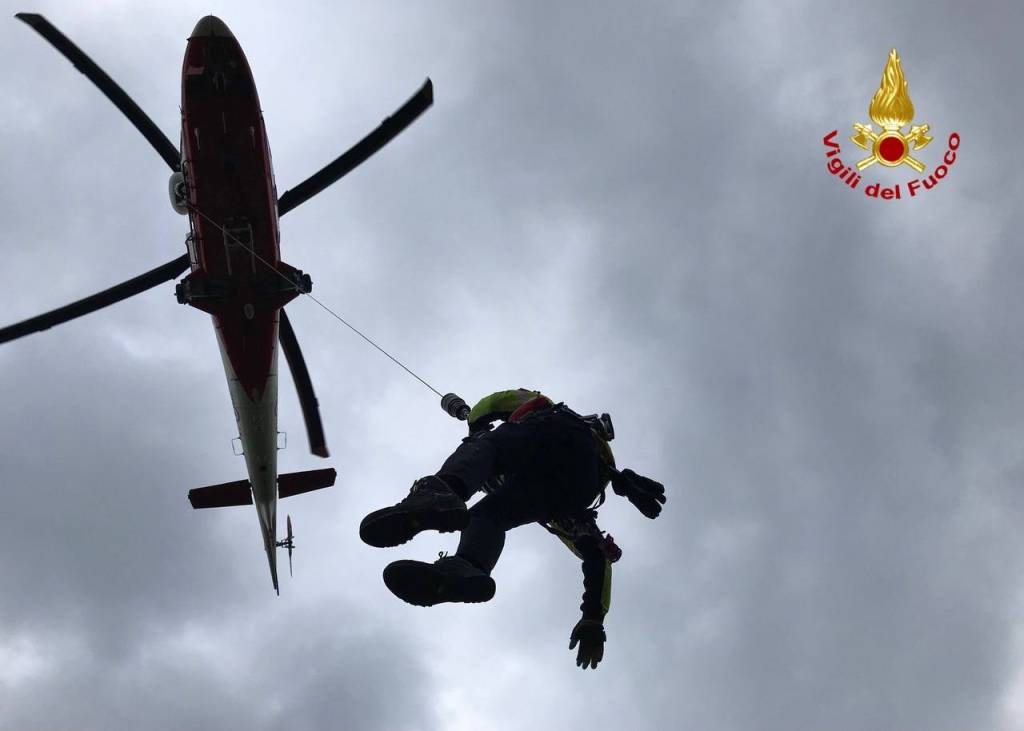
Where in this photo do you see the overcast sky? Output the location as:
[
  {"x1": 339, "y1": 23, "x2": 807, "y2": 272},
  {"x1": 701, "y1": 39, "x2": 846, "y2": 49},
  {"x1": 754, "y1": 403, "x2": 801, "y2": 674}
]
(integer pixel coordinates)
[{"x1": 1, "y1": 1, "x2": 1022, "y2": 729}]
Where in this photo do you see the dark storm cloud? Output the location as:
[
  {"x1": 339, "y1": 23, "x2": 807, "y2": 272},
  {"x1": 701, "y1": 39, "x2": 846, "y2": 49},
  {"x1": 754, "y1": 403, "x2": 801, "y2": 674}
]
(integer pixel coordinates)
[
  {"x1": 1, "y1": 608, "x2": 438, "y2": 731},
  {"x1": 527, "y1": 2, "x2": 1024, "y2": 730},
  {"x1": 369, "y1": 2, "x2": 1024, "y2": 731},
  {"x1": 2, "y1": 1, "x2": 1024, "y2": 730}
]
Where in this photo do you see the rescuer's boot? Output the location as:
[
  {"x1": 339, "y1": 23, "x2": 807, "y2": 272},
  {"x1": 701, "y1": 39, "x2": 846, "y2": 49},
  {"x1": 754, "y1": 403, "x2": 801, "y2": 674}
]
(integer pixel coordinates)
[
  {"x1": 359, "y1": 476, "x2": 468, "y2": 548},
  {"x1": 382, "y1": 553, "x2": 496, "y2": 607}
]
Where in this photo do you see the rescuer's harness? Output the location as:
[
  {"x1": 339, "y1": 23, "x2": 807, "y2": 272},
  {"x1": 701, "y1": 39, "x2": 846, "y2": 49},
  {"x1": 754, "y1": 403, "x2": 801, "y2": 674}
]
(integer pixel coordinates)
[
  {"x1": 544, "y1": 510, "x2": 623, "y2": 564},
  {"x1": 510, "y1": 401, "x2": 665, "y2": 520},
  {"x1": 508, "y1": 400, "x2": 617, "y2": 503},
  {"x1": 451, "y1": 389, "x2": 665, "y2": 542}
]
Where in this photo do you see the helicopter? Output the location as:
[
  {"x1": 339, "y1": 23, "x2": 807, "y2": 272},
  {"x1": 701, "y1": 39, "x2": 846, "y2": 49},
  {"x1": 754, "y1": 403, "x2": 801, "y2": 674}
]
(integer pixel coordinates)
[{"x1": 2, "y1": 13, "x2": 433, "y2": 593}]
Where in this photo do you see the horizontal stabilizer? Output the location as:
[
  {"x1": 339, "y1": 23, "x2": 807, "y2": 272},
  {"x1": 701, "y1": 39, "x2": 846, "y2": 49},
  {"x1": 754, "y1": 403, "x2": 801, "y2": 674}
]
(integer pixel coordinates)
[
  {"x1": 188, "y1": 478, "x2": 253, "y2": 509},
  {"x1": 278, "y1": 468, "x2": 337, "y2": 499}
]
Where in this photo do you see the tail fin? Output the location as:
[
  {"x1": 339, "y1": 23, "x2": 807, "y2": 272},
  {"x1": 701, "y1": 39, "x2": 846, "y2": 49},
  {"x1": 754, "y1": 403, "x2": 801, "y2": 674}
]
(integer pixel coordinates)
[
  {"x1": 188, "y1": 478, "x2": 253, "y2": 509},
  {"x1": 278, "y1": 468, "x2": 337, "y2": 499}
]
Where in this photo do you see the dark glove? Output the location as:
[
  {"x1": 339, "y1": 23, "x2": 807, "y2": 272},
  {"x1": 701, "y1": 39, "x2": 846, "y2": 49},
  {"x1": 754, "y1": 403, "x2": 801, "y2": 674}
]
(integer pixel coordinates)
[
  {"x1": 468, "y1": 420, "x2": 494, "y2": 436},
  {"x1": 612, "y1": 468, "x2": 666, "y2": 519},
  {"x1": 569, "y1": 618, "x2": 606, "y2": 669}
]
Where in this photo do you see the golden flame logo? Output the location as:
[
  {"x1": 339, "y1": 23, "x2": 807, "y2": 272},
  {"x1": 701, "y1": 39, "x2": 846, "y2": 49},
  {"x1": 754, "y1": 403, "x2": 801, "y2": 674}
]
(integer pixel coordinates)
[
  {"x1": 850, "y1": 49, "x2": 933, "y2": 172},
  {"x1": 869, "y1": 49, "x2": 914, "y2": 130}
]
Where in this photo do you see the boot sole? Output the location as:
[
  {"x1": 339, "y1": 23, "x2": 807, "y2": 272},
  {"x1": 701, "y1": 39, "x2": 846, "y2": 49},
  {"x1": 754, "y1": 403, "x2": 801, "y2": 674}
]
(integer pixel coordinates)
[
  {"x1": 359, "y1": 505, "x2": 469, "y2": 548},
  {"x1": 383, "y1": 560, "x2": 496, "y2": 607}
]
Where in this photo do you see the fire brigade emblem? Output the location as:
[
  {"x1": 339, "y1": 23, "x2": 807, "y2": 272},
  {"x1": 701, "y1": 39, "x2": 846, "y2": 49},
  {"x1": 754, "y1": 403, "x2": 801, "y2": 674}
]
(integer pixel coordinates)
[{"x1": 850, "y1": 49, "x2": 932, "y2": 172}]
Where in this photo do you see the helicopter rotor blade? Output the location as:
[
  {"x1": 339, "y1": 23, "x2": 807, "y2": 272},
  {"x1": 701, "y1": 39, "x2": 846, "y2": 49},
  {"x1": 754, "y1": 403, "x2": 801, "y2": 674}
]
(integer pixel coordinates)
[
  {"x1": 276, "y1": 78, "x2": 433, "y2": 217},
  {"x1": 0, "y1": 254, "x2": 190, "y2": 344},
  {"x1": 15, "y1": 13, "x2": 181, "y2": 172},
  {"x1": 278, "y1": 309, "x2": 328, "y2": 458}
]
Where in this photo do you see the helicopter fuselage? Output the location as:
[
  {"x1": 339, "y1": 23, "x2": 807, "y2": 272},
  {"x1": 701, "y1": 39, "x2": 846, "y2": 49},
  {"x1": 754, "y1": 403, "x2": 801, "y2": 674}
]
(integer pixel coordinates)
[{"x1": 177, "y1": 16, "x2": 297, "y2": 593}]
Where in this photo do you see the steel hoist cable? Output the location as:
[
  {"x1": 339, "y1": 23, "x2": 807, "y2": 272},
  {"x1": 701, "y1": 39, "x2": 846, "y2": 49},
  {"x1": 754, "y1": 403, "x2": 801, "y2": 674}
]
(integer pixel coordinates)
[{"x1": 188, "y1": 204, "x2": 444, "y2": 400}]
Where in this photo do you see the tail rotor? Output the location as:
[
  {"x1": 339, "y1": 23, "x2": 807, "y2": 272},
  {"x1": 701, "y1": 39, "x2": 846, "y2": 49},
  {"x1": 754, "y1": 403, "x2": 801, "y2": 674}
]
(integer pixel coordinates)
[{"x1": 276, "y1": 515, "x2": 295, "y2": 578}]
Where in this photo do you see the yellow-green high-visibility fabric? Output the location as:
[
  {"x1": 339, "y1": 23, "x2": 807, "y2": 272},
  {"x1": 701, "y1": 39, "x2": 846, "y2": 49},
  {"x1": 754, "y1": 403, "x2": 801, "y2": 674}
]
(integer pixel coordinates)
[{"x1": 468, "y1": 389, "x2": 549, "y2": 429}]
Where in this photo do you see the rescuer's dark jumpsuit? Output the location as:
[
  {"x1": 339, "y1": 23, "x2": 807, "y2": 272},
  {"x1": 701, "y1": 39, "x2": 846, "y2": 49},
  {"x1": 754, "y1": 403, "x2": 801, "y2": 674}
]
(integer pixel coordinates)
[{"x1": 438, "y1": 390, "x2": 616, "y2": 620}]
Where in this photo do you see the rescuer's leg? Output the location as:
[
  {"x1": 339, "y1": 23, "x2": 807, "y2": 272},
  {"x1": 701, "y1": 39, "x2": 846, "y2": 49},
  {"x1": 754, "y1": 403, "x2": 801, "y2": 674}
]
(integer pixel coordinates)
[
  {"x1": 382, "y1": 553, "x2": 496, "y2": 607},
  {"x1": 455, "y1": 487, "x2": 543, "y2": 573},
  {"x1": 359, "y1": 423, "x2": 533, "y2": 548},
  {"x1": 434, "y1": 422, "x2": 533, "y2": 500},
  {"x1": 381, "y1": 484, "x2": 542, "y2": 606},
  {"x1": 359, "y1": 475, "x2": 469, "y2": 548}
]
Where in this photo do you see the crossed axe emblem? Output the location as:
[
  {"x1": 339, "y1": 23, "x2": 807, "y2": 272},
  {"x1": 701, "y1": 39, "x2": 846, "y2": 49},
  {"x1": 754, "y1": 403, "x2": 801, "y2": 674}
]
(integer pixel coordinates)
[{"x1": 850, "y1": 123, "x2": 933, "y2": 172}]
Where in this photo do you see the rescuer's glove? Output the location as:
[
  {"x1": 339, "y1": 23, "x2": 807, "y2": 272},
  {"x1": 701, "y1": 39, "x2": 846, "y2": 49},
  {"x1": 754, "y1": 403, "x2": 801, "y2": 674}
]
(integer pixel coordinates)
[
  {"x1": 569, "y1": 618, "x2": 606, "y2": 670},
  {"x1": 611, "y1": 468, "x2": 666, "y2": 519}
]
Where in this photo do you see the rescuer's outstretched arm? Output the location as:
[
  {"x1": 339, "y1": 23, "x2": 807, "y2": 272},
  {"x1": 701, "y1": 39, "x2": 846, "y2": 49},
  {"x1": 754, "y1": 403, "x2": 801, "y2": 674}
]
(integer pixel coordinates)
[{"x1": 569, "y1": 534, "x2": 612, "y2": 669}]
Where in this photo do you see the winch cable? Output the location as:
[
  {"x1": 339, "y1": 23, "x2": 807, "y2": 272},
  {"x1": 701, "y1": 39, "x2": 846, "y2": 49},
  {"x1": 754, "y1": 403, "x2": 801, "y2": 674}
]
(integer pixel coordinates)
[{"x1": 187, "y1": 204, "x2": 447, "y2": 403}]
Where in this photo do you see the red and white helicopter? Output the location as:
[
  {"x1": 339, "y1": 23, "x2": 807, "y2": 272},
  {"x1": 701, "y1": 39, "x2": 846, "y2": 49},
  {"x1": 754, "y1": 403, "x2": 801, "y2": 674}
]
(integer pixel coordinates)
[{"x1": 2, "y1": 14, "x2": 433, "y2": 593}]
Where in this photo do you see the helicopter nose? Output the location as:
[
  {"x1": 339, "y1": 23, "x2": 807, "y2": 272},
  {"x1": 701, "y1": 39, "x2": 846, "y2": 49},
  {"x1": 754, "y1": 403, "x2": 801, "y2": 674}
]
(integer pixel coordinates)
[{"x1": 191, "y1": 15, "x2": 234, "y2": 39}]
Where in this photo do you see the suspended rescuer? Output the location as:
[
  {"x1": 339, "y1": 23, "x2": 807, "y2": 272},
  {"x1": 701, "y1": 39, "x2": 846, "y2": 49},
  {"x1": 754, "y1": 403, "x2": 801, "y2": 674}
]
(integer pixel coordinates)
[{"x1": 359, "y1": 388, "x2": 666, "y2": 669}]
